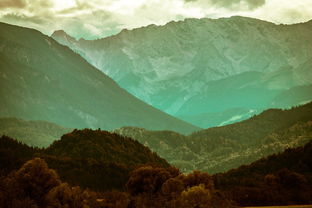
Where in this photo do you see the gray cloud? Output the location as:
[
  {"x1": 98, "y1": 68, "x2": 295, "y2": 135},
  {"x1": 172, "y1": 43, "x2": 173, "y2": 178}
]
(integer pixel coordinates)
[
  {"x1": 0, "y1": 0, "x2": 26, "y2": 9},
  {"x1": 187, "y1": 0, "x2": 266, "y2": 10},
  {"x1": 0, "y1": 0, "x2": 311, "y2": 41},
  {"x1": 1, "y1": 13, "x2": 47, "y2": 24}
]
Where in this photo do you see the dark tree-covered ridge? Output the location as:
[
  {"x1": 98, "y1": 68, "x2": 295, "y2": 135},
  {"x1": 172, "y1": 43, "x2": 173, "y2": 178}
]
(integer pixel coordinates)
[
  {"x1": 0, "y1": 129, "x2": 169, "y2": 191},
  {"x1": 214, "y1": 141, "x2": 312, "y2": 206},
  {"x1": 115, "y1": 101, "x2": 312, "y2": 173}
]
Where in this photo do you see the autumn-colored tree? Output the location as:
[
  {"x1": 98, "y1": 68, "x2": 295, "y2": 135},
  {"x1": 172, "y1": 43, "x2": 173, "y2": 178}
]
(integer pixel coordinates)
[
  {"x1": 179, "y1": 184, "x2": 212, "y2": 208},
  {"x1": 1, "y1": 158, "x2": 61, "y2": 207},
  {"x1": 275, "y1": 169, "x2": 307, "y2": 189},
  {"x1": 178, "y1": 170, "x2": 214, "y2": 190},
  {"x1": 45, "y1": 182, "x2": 99, "y2": 208},
  {"x1": 125, "y1": 166, "x2": 232, "y2": 208},
  {"x1": 126, "y1": 166, "x2": 180, "y2": 195},
  {"x1": 161, "y1": 178, "x2": 185, "y2": 198},
  {"x1": 97, "y1": 190, "x2": 130, "y2": 208}
]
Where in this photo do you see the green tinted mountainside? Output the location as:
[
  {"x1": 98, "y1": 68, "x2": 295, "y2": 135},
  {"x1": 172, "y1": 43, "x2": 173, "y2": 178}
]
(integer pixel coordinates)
[
  {"x1": 0, "y1": 22, "x2": 199, "y2": 134},
  {"x1": 115, "y1": 102, "x2": 312, "y2": 173},
  {"x1": 0, "y1": 117, "x2": 71, "y2": 147},
  {"x1": 52, "y1": 17, "x2": 312, "y2": 128}
]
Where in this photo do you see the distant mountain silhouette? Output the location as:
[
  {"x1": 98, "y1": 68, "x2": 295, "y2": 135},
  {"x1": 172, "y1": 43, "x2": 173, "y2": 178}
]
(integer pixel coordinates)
[
  {"x1": 0, "y1": 22, "x2": 199, "y2": 134},
  {"x1": 52, "y1": 16, "x2": 312, "y2": 128},
  {"x1": 0, "y1": 117, "x2": 71, "y2": 147}
]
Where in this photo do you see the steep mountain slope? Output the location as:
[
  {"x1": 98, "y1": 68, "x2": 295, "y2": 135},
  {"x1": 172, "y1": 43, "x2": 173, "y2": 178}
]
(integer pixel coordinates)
[
  {"x1": 0, "y1": 129, "x2": 169, "y2": 190},
  {"x1": 179, "y1": 107, "x2": 261, "y2": 128},
  {"x1": 52, "y1": 16, "x2": 312, "y2": 127},
  {"x1": 0, "y1": 22, "x2": 199, "y2": 134},
  {"x1": 0, "y1": 117, "x2": 71, "y2": 147},
  {"x1": 270, "y1": 84, "x2": 312, "y2": 108},
  {"x1": 114, "y1": 127, "x2": 193, "y2": 170},
  {"x1": 115, "y1": 102, "x2": 312, "y2": 173}
]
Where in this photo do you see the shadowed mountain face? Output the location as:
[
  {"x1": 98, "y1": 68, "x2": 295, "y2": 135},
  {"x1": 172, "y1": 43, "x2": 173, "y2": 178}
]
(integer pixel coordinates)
[
  {"x1": 0, "y1": 22, "x2": 199, "y2": 134},
  {"x1": 114, "y1": 102, "x2": 312, "y2": 173},
  {"x1": 52, "y1": 16, "x2": 312, "y2": 128}
]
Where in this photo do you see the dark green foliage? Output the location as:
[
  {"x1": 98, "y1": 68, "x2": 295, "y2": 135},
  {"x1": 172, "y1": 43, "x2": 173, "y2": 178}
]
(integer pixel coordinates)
[
  {"x1": 0, "y1": 129, "x2": 169, "y2": 191},
  {"x1": 126, "y1": 166, "x2": 180, "y2": 195},
  {"x1": 125, "y1": 166, "x2": 234, "y2": 208},
  {"x1": 0, "y1": 158, "x2": 235, "y2": 208},
  {"x1": 46, "y1": 129, "x2": 168, "y2": 166},
  {"x1": 0, "y1": 158, "x2": 61, "y2": 208},
  {"x1": 213, "y1": 141, "x2": 312, "y2": 206},
  {"x1": 41, "y1": 155, "x2": 131, "y2": 191},
  {"x1": 0, "y1": 158, "x2": 103, "y2": 208},
  {"x1": 0, "y1": 135, "x2": 37, "y2": 175}
]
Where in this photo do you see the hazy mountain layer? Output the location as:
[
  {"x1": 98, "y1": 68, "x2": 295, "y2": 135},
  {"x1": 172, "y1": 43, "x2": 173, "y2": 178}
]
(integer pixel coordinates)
[
  {"x1": 52, "y1": 16, "x2": 312, "y2": 127},
  {"x1": 114, "y1": 102, "x2": 312, "y2": 173},
  {"x1": 0, "y1": 22, "x2": 199, "y2": 134},
  {"x1": 0, "y1": 117, "x2": 71, "y2": 147}
]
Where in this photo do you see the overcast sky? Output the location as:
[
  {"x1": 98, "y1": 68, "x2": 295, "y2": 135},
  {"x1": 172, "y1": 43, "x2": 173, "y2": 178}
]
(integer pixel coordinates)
[{"x1": 0, "y1": 0, "x2": 311, "y2": 39}]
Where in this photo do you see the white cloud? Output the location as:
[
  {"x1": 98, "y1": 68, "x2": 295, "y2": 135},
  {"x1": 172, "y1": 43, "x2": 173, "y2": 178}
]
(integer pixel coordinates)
[
  {"x1": 0, "y1": 0, "x2": 311, "y2": 39},
  {"x1": 249, "y1": 0, "x2": 312, "y2": 24}
]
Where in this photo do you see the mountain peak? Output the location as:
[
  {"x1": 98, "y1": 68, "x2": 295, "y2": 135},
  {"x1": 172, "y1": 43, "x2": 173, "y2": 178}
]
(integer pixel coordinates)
[
  {"x1": 51, "y1": 30, "x2": 76, "y2": 43},
  {"x1": 51, "y1": 29, "x2": 67, "y2": 36}
]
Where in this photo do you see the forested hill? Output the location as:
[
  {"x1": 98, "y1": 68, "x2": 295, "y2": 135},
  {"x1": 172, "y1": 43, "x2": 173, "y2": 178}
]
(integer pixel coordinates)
[
  {"x1": 0, "y1": 129, "x2": 169, "y2": 191},
  {"x1": 45, "y1": 129, "x2": 168, "y2": 166},
  {"x1": 214, "y1": 141, "x2": 312, "y2": 206},
  {"x1": 115, "y1": 102, "x2": 312, "y2": 173},
  {"x1": 190, "y1": 101, "x2": 312, "y2": 143}
]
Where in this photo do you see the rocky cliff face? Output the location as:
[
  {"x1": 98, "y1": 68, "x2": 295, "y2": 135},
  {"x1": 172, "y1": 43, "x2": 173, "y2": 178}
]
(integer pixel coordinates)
[{"x1": 52, "y1": 16, "x2": 312, "y2": 127}]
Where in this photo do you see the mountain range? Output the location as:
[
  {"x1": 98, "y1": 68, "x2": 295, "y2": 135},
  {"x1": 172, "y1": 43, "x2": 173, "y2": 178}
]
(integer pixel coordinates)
[
  {"x1": 52, "y1": 16, "x2": 312, "y2": 128},
  {"x1": 0, "y1": 22, "x2": 199, "y2": 134},
  {"x1": 115, "y1": 102, "x2": 312, "y2": 173},
  {"x1": 1, "y1": 19, "x2": 312, "y2": 174},
  {"x1": 1, "y1": 13, "x2": 312, "y2": 208},
  {"x1": 2, "y1": 102, "x2": 311, "y2": 174}
]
